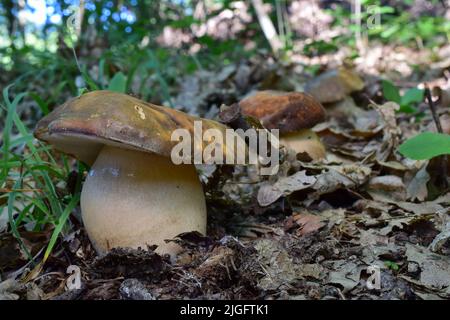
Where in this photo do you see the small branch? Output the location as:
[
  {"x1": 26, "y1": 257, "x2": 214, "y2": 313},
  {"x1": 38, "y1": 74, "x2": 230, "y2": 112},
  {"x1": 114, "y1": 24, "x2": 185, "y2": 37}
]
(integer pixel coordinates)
[
  {"x1": 425, "y1": 84, "x2": 448, "y2": 189},
  {"x1": 425, "y1": 85, "x2": 443, "y2": 133}
]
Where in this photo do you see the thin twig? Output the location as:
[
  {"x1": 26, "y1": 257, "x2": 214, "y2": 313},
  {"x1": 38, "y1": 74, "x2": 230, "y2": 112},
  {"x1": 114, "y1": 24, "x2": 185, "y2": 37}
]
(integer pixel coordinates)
[
  {"x1": 425, "y1": 85, "x2": 444, "y2": 133},
  {"x1": 425, "y1": 84, "x2": 448, "y2": 189}
]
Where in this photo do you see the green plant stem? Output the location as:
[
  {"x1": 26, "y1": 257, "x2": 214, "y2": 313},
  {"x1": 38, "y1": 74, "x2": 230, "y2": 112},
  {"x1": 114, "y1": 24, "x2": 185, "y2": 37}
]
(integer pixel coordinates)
[{"x1": 425, "y1": 87, "x2": 444, "y2": 134}]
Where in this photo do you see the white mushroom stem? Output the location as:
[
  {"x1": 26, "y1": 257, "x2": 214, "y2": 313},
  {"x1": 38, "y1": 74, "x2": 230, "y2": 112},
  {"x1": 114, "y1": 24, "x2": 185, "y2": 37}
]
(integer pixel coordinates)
[
  {"x1": 80, "y1": 145, "x2": 206, "y2": 256},
  {"x1": 280, "y1": 129, "x2": 326, "y2": 160}
]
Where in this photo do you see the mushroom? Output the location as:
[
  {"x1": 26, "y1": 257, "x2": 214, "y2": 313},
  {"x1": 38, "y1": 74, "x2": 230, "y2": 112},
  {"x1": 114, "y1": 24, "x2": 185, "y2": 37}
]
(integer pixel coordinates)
[
  {"x1": 239, "y1": 90, "x2": 327, "y2": 160},
  {"x1": 34, "y1": 90, "x2": 234, "y2": 256},
  {"x1": 304, "y1": 66, "x2": 364, "y2": 104}
]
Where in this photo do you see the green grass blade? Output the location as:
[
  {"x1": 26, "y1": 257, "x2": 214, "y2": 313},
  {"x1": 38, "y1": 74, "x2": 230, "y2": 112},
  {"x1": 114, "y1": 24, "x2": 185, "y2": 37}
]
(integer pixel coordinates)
[{"x1": 42, "y1": 192, "x2": 80, "y2": 262}]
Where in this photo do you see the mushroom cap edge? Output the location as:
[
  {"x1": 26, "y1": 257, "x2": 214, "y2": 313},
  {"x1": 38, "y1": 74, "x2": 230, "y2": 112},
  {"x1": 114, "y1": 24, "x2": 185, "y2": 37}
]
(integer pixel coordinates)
[{"x1": 34, "y1": 90, "x2": 237, "y2": 166}]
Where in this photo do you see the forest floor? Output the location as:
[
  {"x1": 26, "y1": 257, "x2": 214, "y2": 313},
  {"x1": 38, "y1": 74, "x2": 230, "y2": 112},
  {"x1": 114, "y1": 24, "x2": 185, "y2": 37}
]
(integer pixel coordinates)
[{"x1": 1, "y1": 42, "x2": 450, "y2": 300}]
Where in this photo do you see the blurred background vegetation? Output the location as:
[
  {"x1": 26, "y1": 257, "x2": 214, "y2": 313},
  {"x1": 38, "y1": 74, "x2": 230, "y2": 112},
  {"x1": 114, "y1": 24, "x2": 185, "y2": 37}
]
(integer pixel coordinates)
[{"x1": 1, "y1": 0, "x2": 449, "y2": 108}]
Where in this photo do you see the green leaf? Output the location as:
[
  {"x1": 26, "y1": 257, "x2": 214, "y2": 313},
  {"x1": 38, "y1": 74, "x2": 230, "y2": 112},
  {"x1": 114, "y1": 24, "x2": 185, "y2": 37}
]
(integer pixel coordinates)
[
  {"x1": 382, "y1": 80, "x2": 401, "y2": 104},
  {"x1": 170, "y1": 16, "x2": 198, "y2": 28},
  {"x1": 384, "y1": 261, "x2": 399, "y2": 271},
  {"x1": 398, "y1": 132, "x2": 450, "y2": 160},
  {"x1": 398, "y1": 104, "x2": 417, "y2": 114},
  {"x1": 381, "y1": 24, "x2": 400, "y2": 38},
  {"x1": 108, "y1": 72, "x2": 127, "y2": 93},
  {"x1": 417, "y1": 18, "x2": 435, "y2": 38},
  {"x1": 378, "y1": 6, "x2": 396, "y2": 14},
  {"x1": 401, "y1": 88, "x2": 424, "y2": 106}
]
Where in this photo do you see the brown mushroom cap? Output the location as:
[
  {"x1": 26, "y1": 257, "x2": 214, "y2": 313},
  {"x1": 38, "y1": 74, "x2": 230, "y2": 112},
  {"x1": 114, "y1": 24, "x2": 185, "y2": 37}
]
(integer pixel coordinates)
[
  {"x1": 239, "y1": 91, "x2": 326, "y2": 134},
  {"x1": 304, "y1": 67, "x2": 365, "y2": 104},
  {"x1": 34, "y1": 90, "x2": 234, "y2": 165}
]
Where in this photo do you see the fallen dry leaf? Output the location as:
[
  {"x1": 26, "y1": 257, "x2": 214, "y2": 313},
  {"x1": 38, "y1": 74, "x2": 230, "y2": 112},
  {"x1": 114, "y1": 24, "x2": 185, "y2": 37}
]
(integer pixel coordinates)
[
  {"x1": 307, "y1": 164, "x2": 372, "y2": 201},
  {"x1": 367, "y1": 175, "x2": 407, "y2": 202},
  {"x1": 257, "y1": 170, "x2": 317, "y2": 206},
  {"x1": 254, "y1": 239, "x2": 302, "y2": 291},
  {"x1": 327, "y1": 260, "x2": 363, "y2": 293},
  {"x1": 405, "y1": 243, "x2": 450, "y2": 297},
  {"x1": 372, "y1": 102, "x2": 401, "y2": 162},
  {"x1": 406, "y1": 163, "x2": 430, "y2": 201},
  {"x1": 293, "y1": 213, "x2": 326, "y2": 236}
]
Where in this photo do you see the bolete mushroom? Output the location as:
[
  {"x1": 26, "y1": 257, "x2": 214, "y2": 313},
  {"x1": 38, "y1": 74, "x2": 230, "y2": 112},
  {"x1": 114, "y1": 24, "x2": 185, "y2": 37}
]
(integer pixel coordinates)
[
  {"x1": 304, "y1": 66, "x2": 365, "y2": 104},
  {"x1": 239, "y1": 90, "x2": 327, "y2": 160},
  {"x1": 34, "y1": 90, "x2": 234, "y2": 256}
]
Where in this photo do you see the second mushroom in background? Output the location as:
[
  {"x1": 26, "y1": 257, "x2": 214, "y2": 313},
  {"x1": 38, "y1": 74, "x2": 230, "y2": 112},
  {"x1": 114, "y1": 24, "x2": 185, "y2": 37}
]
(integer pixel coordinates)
[{"x1": 239, "y1": 90, "x2": 327, "y2": 160}]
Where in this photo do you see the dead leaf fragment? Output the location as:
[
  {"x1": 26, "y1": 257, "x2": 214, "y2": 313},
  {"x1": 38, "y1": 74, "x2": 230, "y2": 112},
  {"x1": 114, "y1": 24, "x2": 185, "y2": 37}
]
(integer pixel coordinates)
[
  {"x1": 327, "y1": 260, "x2": 362, "y2": 293},
  {"x1": 257, "y1": 170, "x2": 316, "y2": 206},
  {"x1": 429, "y1": 215, "x2": 450, "y2": 253},
  {"x1": 309, "y1": 164, "x2": 371, "y2": 199},
  {"x1": 367, "y1": 175, "x2": 406, "y2": 202},
  {"x1": 372, "y1": 102, "x2": 401, "y2": 162},
  {"x1": 254, "y1": 239, "x2": 301, "y2": 290},
  {"x1": 405, "y1": 244, "x2": 450, "y2": 295},
  {"x1": 0, "y1": 279, "x2": 20, "y2": 300},
  {"x1": 119, "y1": 278, "x2": 155, "y2": 300},
  {"x1": 292, "y1": 213, "x2": 326, "y2": 236},
  {"x1": 406, "y1": 164, "x2": 430, "y2": 201},
  {"x1": 394, "y1": 202, "x2": 443, "y2": 215}
]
